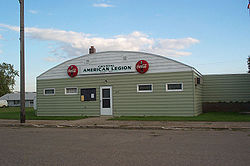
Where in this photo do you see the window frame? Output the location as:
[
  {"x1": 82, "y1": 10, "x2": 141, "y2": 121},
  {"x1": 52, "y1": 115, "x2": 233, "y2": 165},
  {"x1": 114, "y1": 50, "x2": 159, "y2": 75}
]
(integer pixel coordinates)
[
  {"x1": 44, "y1": 88, "x2": 55, "y2": 95},
  {"x1": 14, "y1": 100, "x2": 20, "y2": 105},
  {"x1": 65, "y1": 87, "x2": 78, "y2": 95},
  {"x1": 166, "y1": 83, "x2": 183, "y2": 92},
  {"x1": 137, "y1": 84, "x2": 153, "y2": 93}
]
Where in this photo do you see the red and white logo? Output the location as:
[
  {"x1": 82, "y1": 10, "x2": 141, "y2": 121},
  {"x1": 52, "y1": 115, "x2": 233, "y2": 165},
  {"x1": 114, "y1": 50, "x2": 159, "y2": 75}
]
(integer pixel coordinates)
[
  {"x1": 136, "y1": 60, "x2": 149, "y2": 74},
  {"x1": 67, "y1": 65, "x2": 78, "y2": 77}
]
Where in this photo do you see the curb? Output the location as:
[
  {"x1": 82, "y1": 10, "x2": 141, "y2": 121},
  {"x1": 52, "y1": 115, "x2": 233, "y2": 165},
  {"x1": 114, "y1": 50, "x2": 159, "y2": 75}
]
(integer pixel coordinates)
[{"x1": 1, "y1": 123, "x2": 250, "y2": 131}]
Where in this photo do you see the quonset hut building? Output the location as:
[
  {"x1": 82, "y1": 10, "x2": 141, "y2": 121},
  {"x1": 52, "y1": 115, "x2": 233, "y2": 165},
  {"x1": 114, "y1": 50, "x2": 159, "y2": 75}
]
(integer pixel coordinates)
[{"x1": 36, "y1": 48, "x2": 250, "y2": 116}]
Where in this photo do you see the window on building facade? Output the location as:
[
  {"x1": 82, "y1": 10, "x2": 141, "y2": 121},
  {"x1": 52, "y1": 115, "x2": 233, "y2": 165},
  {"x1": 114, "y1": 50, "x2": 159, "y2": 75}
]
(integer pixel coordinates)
[
  {"x1": 14, "y1": 100, "x2": 20, "y2": 105},
  {"x1": 137, "y1": 84, "x2": 153, "y2": 92},
  {"x1": 44, "y1": 88, "x2": 55, "y2": 95},
  {"x1": 166, "y1": 83, "x2": 183, "y2": 91},
  {"x1": 65, "y1": 87, "x2": 78, "y2": 95}
]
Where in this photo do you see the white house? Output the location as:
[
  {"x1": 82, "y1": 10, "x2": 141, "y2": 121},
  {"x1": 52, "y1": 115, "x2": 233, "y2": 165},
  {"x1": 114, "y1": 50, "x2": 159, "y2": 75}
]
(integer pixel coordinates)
[{"x1": 0, "y1": 92, "x2": 36, "y2": 107}]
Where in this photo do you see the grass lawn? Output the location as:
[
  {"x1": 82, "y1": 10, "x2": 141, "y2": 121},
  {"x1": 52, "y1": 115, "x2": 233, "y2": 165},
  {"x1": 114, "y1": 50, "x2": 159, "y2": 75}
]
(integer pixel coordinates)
[
  {"x1": 0, "y1": 107, "x2": 87, "y2": 120},
  {"x1": 1, "y1": 107, "x2": 250, "y2": 122},
  {"x1": 110, "y1": 112, "x2": 250, "y2": 122}
]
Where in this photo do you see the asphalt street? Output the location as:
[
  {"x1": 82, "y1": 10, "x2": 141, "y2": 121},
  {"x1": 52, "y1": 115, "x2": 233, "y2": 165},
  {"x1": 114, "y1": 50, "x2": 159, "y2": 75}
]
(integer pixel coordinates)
[{"x1": 0, "y1": 127, "x2": 249, "y2": 166}]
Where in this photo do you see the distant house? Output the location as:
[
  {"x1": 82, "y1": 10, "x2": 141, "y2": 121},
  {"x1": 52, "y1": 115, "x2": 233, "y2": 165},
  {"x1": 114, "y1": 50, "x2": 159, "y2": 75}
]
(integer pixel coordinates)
[{"x1": 0, "y1": 92, "x2": 36, "y2": 107}]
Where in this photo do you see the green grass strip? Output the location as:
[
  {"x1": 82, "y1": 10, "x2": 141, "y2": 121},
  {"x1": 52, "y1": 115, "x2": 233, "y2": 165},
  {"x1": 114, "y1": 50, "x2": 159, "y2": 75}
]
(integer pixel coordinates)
[
  {"x1": 110, "y1": 112, "x2": 250, "y2": 122},
  {"x1": 0, "y1": 107, "x2": 87, "y2": 120},
  {"x1": 1, "y1": 107, "x2": 250, "y2": 122}
]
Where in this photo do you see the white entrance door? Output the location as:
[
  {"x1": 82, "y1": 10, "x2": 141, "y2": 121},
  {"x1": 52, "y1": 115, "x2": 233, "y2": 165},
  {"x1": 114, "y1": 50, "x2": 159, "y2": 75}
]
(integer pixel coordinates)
[{"x1": 100, "y1": 86, "x2": 112, "y2": 115}]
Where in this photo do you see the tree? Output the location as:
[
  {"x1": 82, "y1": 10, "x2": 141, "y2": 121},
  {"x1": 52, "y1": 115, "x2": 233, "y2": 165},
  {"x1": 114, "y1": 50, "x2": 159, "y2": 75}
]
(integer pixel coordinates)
[
  {"x1": 0, "y1": 62, "x2": 19, "y2": 97},
  {"x1": 248, "y1": 56, "x2": 250, "y2": 73}
]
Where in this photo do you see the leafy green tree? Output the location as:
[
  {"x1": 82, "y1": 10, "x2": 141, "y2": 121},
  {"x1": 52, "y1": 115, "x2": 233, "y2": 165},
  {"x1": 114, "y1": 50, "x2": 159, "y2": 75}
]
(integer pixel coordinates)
[
  {"x1": 0, "y1": 62, "x2": 19, "y2": 97},
  {"x1": 248, "y1": 56, "x2": 250, "y2": 73}
]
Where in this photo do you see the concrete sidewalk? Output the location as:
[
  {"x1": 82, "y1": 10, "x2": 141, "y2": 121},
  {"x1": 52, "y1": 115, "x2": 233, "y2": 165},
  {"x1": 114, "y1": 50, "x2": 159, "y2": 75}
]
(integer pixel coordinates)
[{"x1": 0, "y1": 117, "x2": 250, "y2": 130}]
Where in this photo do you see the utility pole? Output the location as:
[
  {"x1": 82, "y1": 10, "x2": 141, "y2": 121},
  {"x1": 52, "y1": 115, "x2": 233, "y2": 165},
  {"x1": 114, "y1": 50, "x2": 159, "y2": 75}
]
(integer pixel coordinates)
[{"x1": 19, "y1": 0, "x2": 25, "y2": 123}]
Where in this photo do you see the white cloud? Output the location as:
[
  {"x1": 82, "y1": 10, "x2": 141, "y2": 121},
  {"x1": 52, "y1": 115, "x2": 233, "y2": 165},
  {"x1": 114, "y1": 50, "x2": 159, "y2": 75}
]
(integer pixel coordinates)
[
  {"x1": 158, "y1": 38, "x2": 200, "y2": 50},
  {"x1": 93, "y1": 3, "x2": 114, "y2": 8},
  {"x1": 28, "y1": 10, "x2": 38, "y2": 14},
  {"x1": 0, "y1": 24, "x2": 200, "y2": 61},
  {"x1": 0, "y1": 35, "x2": 3, "y2": 54},
  {"x1": 0, "y1": 24, "x2": 19, "y2": 31},
  {"x1": 44, "y1": 56, "x2": 65, "y2": 62}
]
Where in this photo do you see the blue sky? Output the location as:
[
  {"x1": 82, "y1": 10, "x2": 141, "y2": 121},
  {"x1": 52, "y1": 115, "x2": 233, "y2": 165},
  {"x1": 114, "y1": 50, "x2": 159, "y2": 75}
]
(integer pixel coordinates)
[{"x1": 0, "y1": 0, "x2": 250, "y2": 92}]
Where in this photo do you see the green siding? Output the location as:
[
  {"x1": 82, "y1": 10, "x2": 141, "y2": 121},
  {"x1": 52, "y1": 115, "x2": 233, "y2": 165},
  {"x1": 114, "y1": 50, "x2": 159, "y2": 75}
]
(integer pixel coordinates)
[
  {"x1": 193, "y1": 72, "x2": 202, "y2": 115},
  {"x1": 37, "y1": 71, "x2": 196, "y2": 116},
  {"x1": 202, "y1": 74, "x2": 250, "y2": 102}
]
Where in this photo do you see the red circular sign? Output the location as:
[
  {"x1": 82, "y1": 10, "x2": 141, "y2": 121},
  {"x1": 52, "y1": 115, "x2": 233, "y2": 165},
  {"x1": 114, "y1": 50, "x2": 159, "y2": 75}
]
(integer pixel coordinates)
[
  {"x1": 136, "y1": 60, "x2": 149, "y2": 74},
  {"x1": 67, "y1": 65, "x2": 78, "y2": 77}
]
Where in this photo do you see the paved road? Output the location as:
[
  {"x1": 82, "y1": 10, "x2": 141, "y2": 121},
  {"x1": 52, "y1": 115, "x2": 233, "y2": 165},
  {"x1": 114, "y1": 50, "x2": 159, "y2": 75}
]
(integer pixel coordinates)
[{"x1": 0, "y1": 127, "x2": 249, "y2": 166}]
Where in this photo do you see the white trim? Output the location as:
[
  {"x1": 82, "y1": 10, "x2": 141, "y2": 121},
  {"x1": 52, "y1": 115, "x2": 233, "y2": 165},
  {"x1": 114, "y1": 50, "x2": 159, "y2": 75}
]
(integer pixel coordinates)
[
  {"x1": 166, "y1": 83, "x2": 183, "y2": 92},
  {"x1": 137, "y1": 84, "x2": 153, "y2": 92},
  {"x1": 65, "y1": 87, "x2": 78, "y2": 95},
  {"x1": 100, "y1": 86, "x2": 113, "y2": 116},
  {"x1": 44, "y1": 88, "x2": 55, "y2": 95}
]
